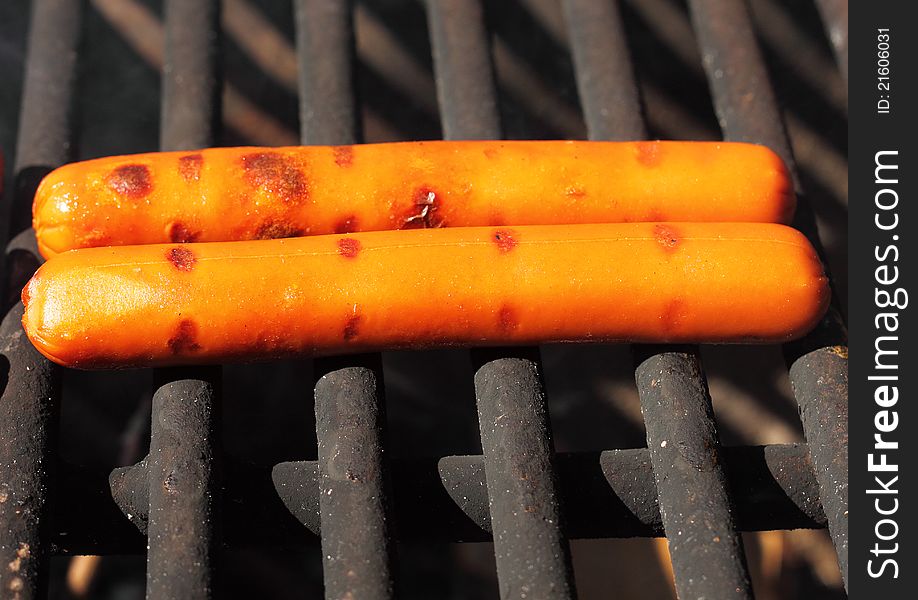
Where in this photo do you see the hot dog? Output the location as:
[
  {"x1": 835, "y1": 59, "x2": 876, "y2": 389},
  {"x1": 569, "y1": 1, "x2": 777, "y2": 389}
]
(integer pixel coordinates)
[{"x1": 22, "y1": 222, "x2": 828, "y2": 369}]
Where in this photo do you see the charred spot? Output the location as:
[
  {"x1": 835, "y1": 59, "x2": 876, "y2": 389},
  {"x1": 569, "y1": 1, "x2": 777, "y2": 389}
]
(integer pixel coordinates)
[
  {"x1": 178, "y1": 153, "x2": 203, "y2": 182},
  {"x1": 337, "y1": 237, "x2": 361, "y2": 258},
  {"x1": 167, "y1": 246, "x2": 196, "y2": 271},
  {"x1": 636, "y1": 141, "x2": 662, "y2": 167},
  {"x1": 333, "y1": 145, "x2": 354, "y2": 167},
  {"x1": 105, "y1": 164, "x2": 152, "y2": 199},
  {"x1": 492, "y1": 228, "x2": 518, "y2": 253},
  {"x1": 334, "y1": 214, "x2": 359, "y2": 234},
  {"x1": 402, "y1": 186, "x2": 444, "y2": 229},
  {"x1": 653, "y1": 224, "x2": 680, "y2": 252},
  {"x1": 660, "y1": 299, "x2": 684, "y2": 333},
  {"x1": 168, "y1": 319, "x2": 201, "y2": 354},
  {"x1": 167, "y1": 221, "x2": 200, "y2": 243},
  {"x1": 497, "y1": 304, "x2": 519, "y2": 333},
  {"x1": 241, "y1": 152, "x2": 308, "y2": 204},
  {"x1": 483, "y1": 147, "x2": 499, "y2": 159},
  {"x1": 255, "y1": 220, "x2": 303, "y2": 240},
  {"x1": 343, "y1": 314, "x2": 362, "y2": 341}
]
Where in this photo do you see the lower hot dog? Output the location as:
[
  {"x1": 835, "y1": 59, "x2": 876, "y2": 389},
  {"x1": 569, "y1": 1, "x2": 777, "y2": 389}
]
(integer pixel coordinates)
[{"x1": 21, "y1": 222, "x2": 829, "y2": 369}]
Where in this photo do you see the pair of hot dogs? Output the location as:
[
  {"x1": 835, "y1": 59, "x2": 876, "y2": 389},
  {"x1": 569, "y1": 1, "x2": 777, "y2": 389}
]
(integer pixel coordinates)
[{"x1": 22, "y1": 141, "x2": 829, "y2": 369}]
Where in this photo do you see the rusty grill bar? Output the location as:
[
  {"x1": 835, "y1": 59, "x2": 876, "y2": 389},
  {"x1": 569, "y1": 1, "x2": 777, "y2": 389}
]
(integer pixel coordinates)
[{"x1": 0, "y1": 1, "x2": 848, "y2": 599}]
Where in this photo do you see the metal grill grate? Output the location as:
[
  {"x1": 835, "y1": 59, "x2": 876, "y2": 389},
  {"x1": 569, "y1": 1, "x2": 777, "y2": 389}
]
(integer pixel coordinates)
[{"x1": 0, "y1": 0, "x2": 848, "y2": 598}]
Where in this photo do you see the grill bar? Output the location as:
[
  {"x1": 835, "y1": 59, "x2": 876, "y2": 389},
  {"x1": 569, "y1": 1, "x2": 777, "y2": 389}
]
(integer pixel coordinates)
[
  {"x1": 313, "y1": 358, "x2": 395, "y2": 599},
  {"x1": 0, "y1": 0, "x2": 79, "y2": 597},
  {"x1": 688, "y1": 0, "x2": 849, "y2": 588},
  {"x1": 100, "y1": 443, "x2": 826, "y2": 553},
  {"x1": 296, "y1": 2, "x2": 396, "y2": 597},
  {"x1": 814, "y1": 0, "x2": 848, "y2": 82},
  {"x1": 146, "y1": 370, "x2": 220, "y2": 600},
  {"x1": 145, "y1": 1, "x2": 222, "y2": 598},
  {"x1": 563, "y1": 2, "x2": 754, "y2": 597},
  {"x1": 426, "y1": 0, "x2": 501, "y2": 141},
  {"x1": 0, "y1": 306, "x2": 60, "y2": 600},
  {"x1": 160, "y1": 0, "x2": 221, "y2": 152},
  {"x1": 295, "y1": 0, "x2": 361, "y2": 145},
  {"x1": 427, "y1": 2, "x2": 577, "y2": 597},
  {"x1": 561, "y1": 0, "x2": 647, "y2": 141},
  {"x1": 634, "y1": 349, "x2": 753, "y2": 598}
]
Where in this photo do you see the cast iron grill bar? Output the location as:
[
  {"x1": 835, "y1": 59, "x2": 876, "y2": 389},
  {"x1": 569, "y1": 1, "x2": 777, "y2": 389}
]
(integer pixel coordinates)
[
  {"x1": 634, "y1": 349, "x2": 754, "y2": 599},
  {"x1": 0, "y1": 0, "x2": 79, "y2": 597},
  {"x1": 99, "y1": 443, "x2": 825, "y2": 553},
  {"x1": 563, "y1": 2, "x2": 754, "y2": 597},
  {"x1": 814, "y1": 0, "x2": 848, "y2": 82},
  {"x1": 295, "y1": 1, "x2": 396, "y2": 598},
  {"x1": 145, "y1": 1, "x2": 222, "y2": 598},
  {"x1": 426, "y1": 0, "x2": 501, "y2": 140},
  {"x1": 687, "y1": 0, "x2": 849, "y2": 588},
  {"x1": 160, "y1": 0, "x2": 221, "y2": 152},
  {"x1": 561, "y1": 0, "x2": 647, "y2": 141},
  {"x1": 146, "y1": 370, "x2": 220, "y2": 600},
  {"x1": 427, "y1": 2, "x2": 577, "y2": 598},
  {"x1": 311, "y1": 359, "x2": 394, "y2": 599},
  {"x1": 295, "y1": 0, "x2": 361, "y2": 145}
]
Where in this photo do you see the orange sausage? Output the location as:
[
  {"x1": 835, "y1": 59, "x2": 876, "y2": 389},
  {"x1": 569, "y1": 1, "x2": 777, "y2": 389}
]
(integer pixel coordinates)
[
  {"x1": 22, "y1": 222, "x2": 828, "y2": 369},
  {"x1": 33, "y1": 141, "x2": 795, "y2": 257}
]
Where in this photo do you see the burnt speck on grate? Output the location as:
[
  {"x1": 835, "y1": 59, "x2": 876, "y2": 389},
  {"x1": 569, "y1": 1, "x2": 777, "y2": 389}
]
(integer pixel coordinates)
[{"x1": 163, "y1": 471, "x2": 179, "y2": 494}]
